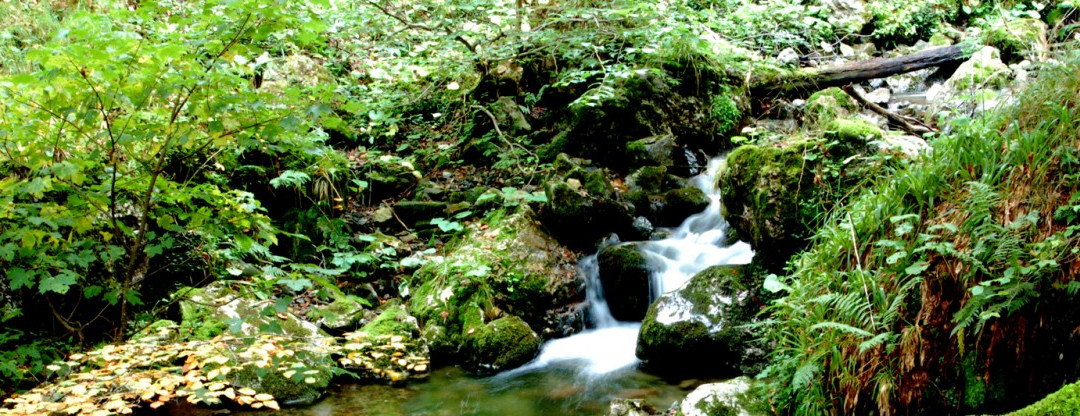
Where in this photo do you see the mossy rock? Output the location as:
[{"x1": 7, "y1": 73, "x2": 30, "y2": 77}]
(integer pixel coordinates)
[
  {"x1": 947, "y1": 46, "x2": 1011, "y2": 91},
  {"x1": 360, "y1": 300, "x2": 420, "y2": 338},
  {"x1": 1009, "y1": 380, "x2": 1080, "y2": 416},
  {"x1": 597, "y1": 243, "x2": 652, "y2": 321},
  {"x1": 626, "y1": 134, "x2": 677, "y2": 168},
  {"x1": 804, "y1": 87, "x2": 859, "y2": 127},
  {"x1": 230, "y1": 352, "x2": 334, "y2": 406},
  {"x1": 406, "y1": 206, "x2": 583, "y2": 364},
  {"x1": 822, "y1": 118, "x2": 882, "y2": 158},
  {"x1": 657, "y1": 187, "x2": 710, "y2": 227},
  {"x1": 636, "y1": 265, "x2": 758, "y2": 377},
  {"x1": 543, "y1": 178, "x2": 635, "y2": 247},
  {"x1": 461, "y1": 315, "x2": 541, "y2": 375},
  {"x1": 718, "y1": 143, "x2": 815, "y2": 268},
  {"x1": 985, "y1": 18, "x2": 1047, "y2": 64},
  {"x1": 308, "y1": 295, "x2": 370, "y2": 332}
]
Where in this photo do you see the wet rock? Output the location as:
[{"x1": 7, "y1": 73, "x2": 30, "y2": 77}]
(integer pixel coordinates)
[
  {"x1": 803, "y1": 87, "x2": 859, "y2": 127},
  {"x1": 718, "y1": 143, "x2": 814, "y2": 266},
  {"x1": 542, "y1": 302, "x2": 587, "y2": 338},
  {"x1": 362, "y1": 155, "x2": 422, "y2": 202},
  {"x1": 680, "y1": 376, "x2": 758, "y2": 416},
  {"x1": 493, "y1": 96, "x2": 533, "y2": 135},
  {"x1": 597, "y1": 243, "x2": 653, "y2": 321},
  {"x1": 822, "y1": 118, "x2": 882, "y2": 156},
  {"x1": 608, "y1": 398, "x2": 656, "y2": 416},
  {"x1": 543, "y1": 176, "x2": 636, "y2": 248},
  {"x1": 636, "y1": 266, "x2": 761, "y2": 377},
  {"x1": 178, "y1": 281, "x2": 334, "y2": 405},
  {"x1": 985, "y1": 18, "x2": 1048, "y2": 64},
  {"x1": 927, "y1": 46, "x2": 1011, "y2": 117},
  {"x1": 658, "y1": 187, "x2": 709, "y2": 227},
  {"x1": 554, "y1": 70, "x2": 736, "y2": 169},
  {"x1": 626, "y1": 134, "x2": 677, "y2": 168},
  {"x1": 461, "y1": 315, "x2": 541, "y2": 375},
  {"x1": 407, "y1": 206, "x2": 583, "y2": 364}
]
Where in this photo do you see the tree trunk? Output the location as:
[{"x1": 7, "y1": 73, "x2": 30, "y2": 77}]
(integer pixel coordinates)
[{"x1": 752, "y1": 45, "x2": 970, "y2": 98}]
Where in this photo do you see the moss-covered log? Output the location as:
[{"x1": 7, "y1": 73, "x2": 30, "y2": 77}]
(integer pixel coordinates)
[{"x1": 753, "y1": 45, "x2": 970, "y2": 97}]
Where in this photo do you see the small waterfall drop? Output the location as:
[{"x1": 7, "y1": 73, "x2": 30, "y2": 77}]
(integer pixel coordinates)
[{"x1": 508, "y1": 156, "x2": 753, "y2": 378}]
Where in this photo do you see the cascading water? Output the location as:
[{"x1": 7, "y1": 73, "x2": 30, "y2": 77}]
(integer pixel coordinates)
[
  {"x1": 282, "y1": 156, "x2": 755, "y2": 415},
  {"x1": 509, "y1": 156, "x2": 753, "y2": 378}
]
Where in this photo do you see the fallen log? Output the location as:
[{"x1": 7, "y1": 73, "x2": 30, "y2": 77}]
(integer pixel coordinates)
[
  {"x1": 841, "y1": 85, "x2": 936, "y2": 136},
  {"x1": 751, "y1": 45, "x2": 971, "y2": 98}
]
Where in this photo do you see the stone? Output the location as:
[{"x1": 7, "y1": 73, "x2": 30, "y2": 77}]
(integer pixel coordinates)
[
  {"x1": 543, "y1": 176, "x2": 636, "y2": 248},
  {"x1": 394, "y1": 200, "x2": 447, "y2": 226},
  {"x1": 985, "y1": 18, "x2": 1048, "y2": 64},
  {"x1": 718, "y1": 143, "x2": 815, "y2": 266},
  {"x1": 658, "y1": 187, "x2": 710, "y2": 227},
  {"x1": 360, "y1": 301, "x2": 421, "y2": 338},
  {"x1": 777, "y1": 48, "x2": 800, "y2": 67},
  {"x1": 803, "y1": 87, "x2": 859, "y2": 127},
  {"x1": 865, "y1": 87, "x2": 891, "y2": 104},
  {"x1": 680, "y1": 377, "x2": 759, "y2": 416},
  {"x1": 597, "y1": 243, "x2": 653, "y2": 321},
  {"x1": 820, "y1": 0, "x2": 869, "y2": 37},
  {"x1": 177, "y1": 281, "x2": 334, "y2": 405},
  {"x1": 927, "y1": 46, "x2": 1011, "y2": 117},
  {"x1": 626, "y1": 134, "x2": 677, "y2": 168},
  {"x1": 608, "y1": 398, "x2": 656, "y2": 416},
  {"x1": 493, "y1": 96, "x2": 532, "y2": 135},
  {"x1": 636, "y1": 266, "x2": 762, "y2": 377},
  {"x1": 461, "y1": 315, "x2": 541, "y2": 375},
  {"x1": 407, "y1": 206, "x2": 583, "y2": 363}
]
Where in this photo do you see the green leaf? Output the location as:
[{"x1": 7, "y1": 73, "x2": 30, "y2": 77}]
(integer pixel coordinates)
[
  {"x1": 905, "y1": 261, "x2": 929, "y2": 276},
  {"x1": 8, "y1": 268, "x2": 35, "y2": 291},
  {"x1": 763, "y1": 274, "x2": 790, "y2": 293},
  {"x1": 269, "y1": 170, "x2": 311, "y2": 189},
  {"x1": 277, "y1": 278, "x2": 313, "y2": 292},
  {"x1": 38, "y1": 271, "x2": 77, "y2": 295}
]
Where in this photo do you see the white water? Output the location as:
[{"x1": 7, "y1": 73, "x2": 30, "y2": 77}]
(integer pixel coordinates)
[{"x1": 508, "y1": 157, "x2": 754, "y2": 378}]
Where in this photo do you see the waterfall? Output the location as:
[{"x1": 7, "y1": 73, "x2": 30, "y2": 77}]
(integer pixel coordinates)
[{"x1": 505, "y1": 156, "x2": 753, "y2": 378}]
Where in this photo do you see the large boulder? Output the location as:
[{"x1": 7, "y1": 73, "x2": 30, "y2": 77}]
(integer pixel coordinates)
[
  {"x1": 547, "y1": 71, "x2": 743, "y2": 170},
  {"x1": 597, "y1": 243, "x2": 653, "y2": 321},
  {"x1": 658, "y1": 187, "x2": 710, "y2": 227},
  {"x1": 985, "y1": 18, "x2": 1048, "y2": 64},
  {"x1": 178, "y1": 281, "x2": 334, "y2": 405},
  {"x1": 636, "y1": 265, "x2": 762, "y2": 377},
  {"x1": 680, "y1": 377, "x2": 760, "y2": 416},
  {"x1": 406, "y1": 206, "x2": 583, "y2": 370},
  {"x1": 461, "y1": 315, "x2": 542, "y2": 374},
  {"x1": 927, "y1": 46, "x2": 1012, "y2": 117},
  {"x1": 718, "y1": 143, "x2": 815, "y2": 267},
  {"x1": 543, "y1": 167, "x2": 637, "y2": 247}
]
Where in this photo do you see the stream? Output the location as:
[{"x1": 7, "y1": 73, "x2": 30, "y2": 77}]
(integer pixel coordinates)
[{"x1": 246, "y1": 157, "x2": 753, "y2": 415}]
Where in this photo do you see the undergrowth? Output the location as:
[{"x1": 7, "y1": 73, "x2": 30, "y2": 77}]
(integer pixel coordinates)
[{"x1": 758, "y1": 48, "x2": 1080, "y2": 415}]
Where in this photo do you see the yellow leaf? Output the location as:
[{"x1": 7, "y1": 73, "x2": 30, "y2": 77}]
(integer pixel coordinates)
[
  {"x1": 223, "y1": 388, "x2": 236, "y2": 400},
  {"x1": 263, "y1": 400, "x2": 280, "y2": 410},
  {"x1": 254, "y1": 393, "x2": 273, "y2": 401},
  {"x1": 237, "y1": 387, "x2": 257, "y2": 396},
  {"x1": 304, "y1": 377, "x2": 317, "y2": 384},
  {"x1": 150, "y1": 401, "x2": 165, "y2": 409},
  {"x1": 251, "y1": 402, "x2": 264, "y2": 409}
]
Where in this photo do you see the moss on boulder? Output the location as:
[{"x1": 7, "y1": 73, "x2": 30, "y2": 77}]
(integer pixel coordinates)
[
  {"x1": 360, "y1": 300, "x2": 421, "y2": 338},
  {"x1": 718, "y1": 143, "x2": 815, "y2": 268},
  {"x1": 1009, "y1": 380, "x2": 1080, "y2": 416},
  {"x1": 985, "y1": 18, "x2": 1048, "y2": 64},
  {"x1": 804, "y1": 87, "x2": 859, "y2": 127},
  {"x1": 636, "y1": 265, "x2": 761, "y2": 377},
  {"x1": 406, "y1": 206, "x2": 583, "y2": 368},
  {"x1": 658, "y1": 187, "x2": 710, "y2": 227},
  {"x1": 461, "y1": 315, "x2": 541, "y2": 375},
  {"x1": 597, "y1": 243, "x2": 653, "y2": 321}
]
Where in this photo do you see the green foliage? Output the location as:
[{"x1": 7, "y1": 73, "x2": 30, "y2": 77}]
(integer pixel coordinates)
[
  {"x1": 868, "y1": 0, "x2": 960, "y2": 46},
  {"x1": 758, "y1": 55, "x2": 1080, "y2": 414}
]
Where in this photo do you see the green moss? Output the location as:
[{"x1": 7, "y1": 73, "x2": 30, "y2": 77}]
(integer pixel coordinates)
[
  {"x1": 659, "y1": 187, "x2": 710, "y2": 226},
  {"x1": 868, "y1": 0, "x2": 959, "y2": 46},
  {"x1": 584, "y1": 169, "x2": 614, "y2": 199},
  {"x1": 1009, "y1": 380, "x2": 1080, "y2": 416},
  {"x1": 824, "y1": 118, "x2": 883, "y2": 142},
  {"x1": 360, "y1": 301, "x2": 419, "y2": 337},
  {"x1": 630, "y1": 165, "x2": 668, "y2": 194},
  {"x1": 950, "y1": 47, "x2": 1011, "y2": 90},
  {"x1": 230, "y1": 354, "x2": 334, "y2": 406},
  {"x1": 805, "y1": 88, "x2": 859, "y2": 127},
  {"x1": 461, "y1": 315, "x2": 540, "y2": 374},
  {"x1": 985, "y1": 18, "x2": 1047, "y2": 64},
  {"x1": 711, "y1": 91, "x2": 742, "y2": 137},
  {"x1": 178, "y1": 287, "x2": 227, "y2": 340},
  {"x1": 538, "y1": 130, "x2": 571, "y2": 161}
]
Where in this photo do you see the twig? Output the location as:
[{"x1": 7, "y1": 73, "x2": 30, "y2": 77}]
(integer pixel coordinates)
[{"x1": 841, "y1": 84, "x2": 935, "y2": 136}]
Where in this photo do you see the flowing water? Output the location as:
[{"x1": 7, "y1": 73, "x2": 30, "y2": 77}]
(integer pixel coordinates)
[{"x1": 240, "y1": 157, "x2": 753, "y2": 415}]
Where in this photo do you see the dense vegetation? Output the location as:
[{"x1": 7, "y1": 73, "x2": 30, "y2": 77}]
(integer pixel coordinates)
[{"x1": 2, "y1": 0, "x2": 1080, "y2": 415}]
